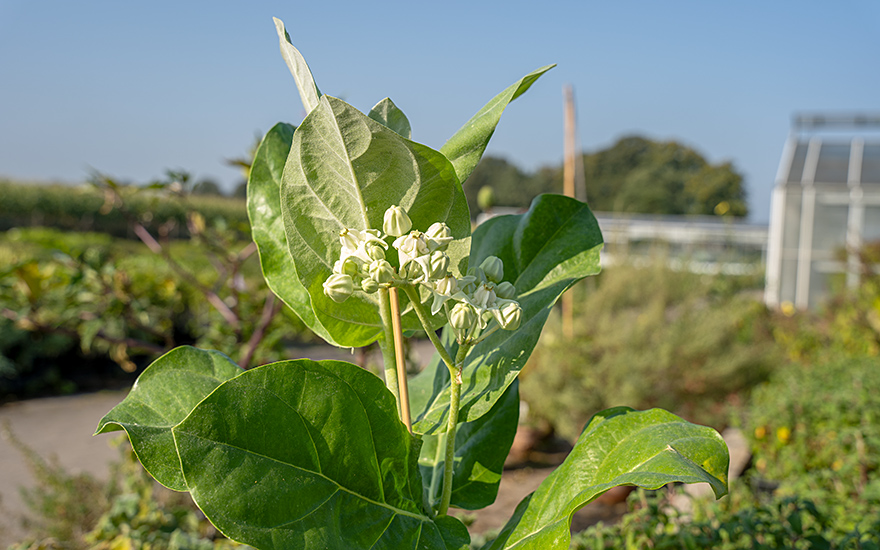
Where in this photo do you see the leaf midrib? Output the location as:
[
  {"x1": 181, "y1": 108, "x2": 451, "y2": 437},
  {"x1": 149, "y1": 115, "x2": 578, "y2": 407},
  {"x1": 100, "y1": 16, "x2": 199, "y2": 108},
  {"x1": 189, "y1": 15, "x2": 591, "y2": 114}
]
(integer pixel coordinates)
[{"x1": 175, "y1": 430, "x2": 428, "y2": 523}]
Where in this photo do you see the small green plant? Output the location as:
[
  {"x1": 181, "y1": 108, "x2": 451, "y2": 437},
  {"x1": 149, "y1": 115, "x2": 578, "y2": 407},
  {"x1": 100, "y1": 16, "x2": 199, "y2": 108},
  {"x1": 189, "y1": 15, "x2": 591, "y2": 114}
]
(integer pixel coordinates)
[{"x1": 94, "y1": 19, "x2": 729, "y2": 549}]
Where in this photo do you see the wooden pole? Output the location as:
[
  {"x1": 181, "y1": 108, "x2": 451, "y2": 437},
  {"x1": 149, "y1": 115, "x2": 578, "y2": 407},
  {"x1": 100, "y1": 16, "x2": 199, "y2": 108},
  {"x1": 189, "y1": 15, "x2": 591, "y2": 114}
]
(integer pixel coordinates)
[
  {"x1": 562, "y1": 85, "x2": 577, "y2": 339},
  {"x1": 388, "y1": 287, "x2": 412, "y2": 431}
]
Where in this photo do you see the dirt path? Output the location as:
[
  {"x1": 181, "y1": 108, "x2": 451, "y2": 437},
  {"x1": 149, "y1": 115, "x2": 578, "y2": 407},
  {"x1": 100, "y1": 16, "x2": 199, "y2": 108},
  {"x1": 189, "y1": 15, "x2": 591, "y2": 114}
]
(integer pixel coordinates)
[{"x1": 0, "y1": 390, "x2": 128, "y2": 546}]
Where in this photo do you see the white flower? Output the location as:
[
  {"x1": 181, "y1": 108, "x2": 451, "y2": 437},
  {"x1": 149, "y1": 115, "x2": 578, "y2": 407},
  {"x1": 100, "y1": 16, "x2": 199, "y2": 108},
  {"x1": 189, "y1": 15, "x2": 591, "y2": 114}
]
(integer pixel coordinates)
[
  {"x1": 383, "y1": 205, "x2": 412, "y2": 237},
  {"x1": 393, "y1": 231, "x2": 429, "y2": 268}
]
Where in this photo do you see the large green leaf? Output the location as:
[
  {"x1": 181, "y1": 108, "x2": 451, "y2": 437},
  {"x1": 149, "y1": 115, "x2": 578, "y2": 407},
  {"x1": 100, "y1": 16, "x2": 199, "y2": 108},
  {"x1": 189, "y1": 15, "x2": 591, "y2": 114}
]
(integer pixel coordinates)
[
  {"x1": 410, "y1": 194, "x2": 603, "y2": 434},
  {"x1": 94, "y1": 346, "x2": 243, "y2": 491},
  {"x1": 247, "y1": 122, "x2": 338, "y2": 343},
  {"x1": 369, "y1": 98, "x2": 412, "y2": 139},
  {"x1": 440, "y1": 65, "x2": 554, "y2": 184},
  {"x1": 281, "y1": 95, "x2": 471, "y2": 348},
  {"x1": 172, "y1": 359, "x2": 469, "y2": 550},
  {"x1": 419, "y1": 380, "x2": 520, "y2": 511},
  {"x1": 483, "y1": 408, "x2": 729, "y2": 550},
  {"x1": 273, "y1": 17, "x2": 321, "y2": 115}
]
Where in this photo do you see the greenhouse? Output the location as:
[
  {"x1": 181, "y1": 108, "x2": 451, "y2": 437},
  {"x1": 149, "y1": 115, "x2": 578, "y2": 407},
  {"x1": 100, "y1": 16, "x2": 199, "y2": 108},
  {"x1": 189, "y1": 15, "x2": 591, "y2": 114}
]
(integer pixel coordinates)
[{"x1": 765, "y1": 113, "x2": 880, "y2": 309}]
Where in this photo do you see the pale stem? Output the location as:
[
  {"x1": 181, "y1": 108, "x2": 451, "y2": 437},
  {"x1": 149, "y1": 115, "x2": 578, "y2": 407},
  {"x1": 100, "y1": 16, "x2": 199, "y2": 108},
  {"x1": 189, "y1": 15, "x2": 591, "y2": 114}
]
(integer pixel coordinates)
[
  {"x1": 388, "y1": 287, "x2": 412, "y2": 432},
  {"x1": 377, "y1": 288, "x2": 401, "y2": 414},
  {"x1": 400, "y1": 286, "x2": 456, "y2": 372},
  {"x1": 438, "y1": 344, "x2": 469, "y2": 517},
  {"x1": 428, "y1": 431, "x2": 446, "y2": 510}
]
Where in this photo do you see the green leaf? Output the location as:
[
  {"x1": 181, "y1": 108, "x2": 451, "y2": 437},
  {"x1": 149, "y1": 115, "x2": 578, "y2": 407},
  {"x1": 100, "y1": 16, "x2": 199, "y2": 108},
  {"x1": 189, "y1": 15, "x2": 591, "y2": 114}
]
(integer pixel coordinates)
[
  {"x1": 410, "y1": 194, "x2": 603, "y2": 434},
  {"x1": 273, "y1": 17, "x2": 321, "y2": 115},
  {"x1": 440, "y1": 65, "x2": 554, "y2": 184},
  {"x1": 420, "y1": 380, "x2": 520, "y2": 511},
  {"x1": 172, "y1": 359, "x2": 469, "y2": 550},
  {"x1": 247, "y1": 122, "x2": 335, "y2": 343},
  {"x1": 369, "y1": 98, "x2": 412, "y2": 139},
  {"x1": 94, "y1": 346, "x2": 243, "y2": 491},
  {"x1": 484, "y1": 408, "x2": 729, "y2": 550},
  {"x1": 281, "y1": 95, "x2": 471, "y2": 347}
]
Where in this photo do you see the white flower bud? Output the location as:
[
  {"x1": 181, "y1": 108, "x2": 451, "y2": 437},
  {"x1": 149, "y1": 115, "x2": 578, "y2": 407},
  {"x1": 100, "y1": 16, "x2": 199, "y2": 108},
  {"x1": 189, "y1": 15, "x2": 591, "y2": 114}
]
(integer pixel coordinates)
[
  {"x1": 425, "y1": 222, "x2": 453, "y2": 251},
  {"x1": 427, "y1": 251, "x2": 450, "y2": 280},
  {"x1": 434, "y1": 274, "x2": 458, "y2": 296},
  {"x1": 495, "y1": 281, "x2": 517, "y2": 300},
  {"x1": 393, "y1": 231, "x2": 429, "y2": 267},
  {"x1": 366, "y1": 243, "x2": 386, "y2": 262},
  {"x1": 369, "y1": 260, "x2": 395, "y2": 284},
  {"x1": 323, "y1": 273, "x2": 353, "y2": 303},
  {"x1": 480, "y1": 256, "x2": 504, "y2": 284},
  {"x1": 495, "y1": 301, "x2": 522, "y2": 331},
  {"x1": 449, "y1": 302, "x2": 477, "y2": 330},
  {"x1": 361, "y1": 278, "x2": 379, "y2": 294},
  {"x1": 383, "y1": 205, "x2": 412, "y2": 237},
  {"x1": 333, "y1": 257, "x2": 360, "y2": 276}
]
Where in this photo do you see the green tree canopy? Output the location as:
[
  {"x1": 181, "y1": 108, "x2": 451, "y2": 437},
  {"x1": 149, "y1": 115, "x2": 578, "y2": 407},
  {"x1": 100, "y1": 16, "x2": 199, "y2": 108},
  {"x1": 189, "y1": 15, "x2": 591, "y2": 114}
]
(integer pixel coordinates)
[{"x1": 462, "y1": 136, "x2": 748, "y2": 217}]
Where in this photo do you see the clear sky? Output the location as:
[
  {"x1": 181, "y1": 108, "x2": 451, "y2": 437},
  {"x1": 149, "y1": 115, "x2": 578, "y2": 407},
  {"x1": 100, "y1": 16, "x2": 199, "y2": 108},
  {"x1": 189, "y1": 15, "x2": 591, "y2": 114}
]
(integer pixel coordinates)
[{"x1": 2, "y1": 1, "x2": 878, "y2": 222}]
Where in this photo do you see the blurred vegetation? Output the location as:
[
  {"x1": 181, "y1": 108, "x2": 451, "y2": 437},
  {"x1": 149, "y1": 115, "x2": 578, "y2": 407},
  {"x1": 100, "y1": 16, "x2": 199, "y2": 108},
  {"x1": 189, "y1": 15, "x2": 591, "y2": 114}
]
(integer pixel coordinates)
[
  {"x1": 462, "y1": 136, "x2": 748, "y2": 217},
  {"x1": 0, "y1": 178, "x2": 249, "y2": 240},
  {"x1": 4, "y1": 426, "x2": 247, "y2": 550},
  {"x1": 520, "y1": 262, "x2": 776, "y2": 439}
]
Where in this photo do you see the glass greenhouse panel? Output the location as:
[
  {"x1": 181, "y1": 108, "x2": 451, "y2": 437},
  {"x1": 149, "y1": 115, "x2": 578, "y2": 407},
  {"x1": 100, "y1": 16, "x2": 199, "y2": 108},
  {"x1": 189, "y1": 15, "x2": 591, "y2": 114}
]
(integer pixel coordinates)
[
  {"x1": 787, "y1": 142, "x2": 809, "y2": 183},
  {"x1": 814, "y1": 143, "x2": 850, "y2": 184},
  {"x1": 812, "y1": 203, "x2": 849, "y2": 255},
  {"x1": 862, "y1": 144, "x2": 880, "y2": 184}
]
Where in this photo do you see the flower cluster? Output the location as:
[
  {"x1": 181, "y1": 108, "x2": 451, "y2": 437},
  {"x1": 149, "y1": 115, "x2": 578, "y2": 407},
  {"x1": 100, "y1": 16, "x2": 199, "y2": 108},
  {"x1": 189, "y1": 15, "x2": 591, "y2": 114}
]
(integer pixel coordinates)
[{"x1": 323, "y1": 205, "x2": 522, "y2": 342}]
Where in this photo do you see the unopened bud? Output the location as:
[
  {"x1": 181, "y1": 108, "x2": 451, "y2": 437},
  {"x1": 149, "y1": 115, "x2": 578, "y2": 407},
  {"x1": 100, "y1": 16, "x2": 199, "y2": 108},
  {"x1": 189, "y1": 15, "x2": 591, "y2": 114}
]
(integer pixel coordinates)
[
  {"x1": 427, "y1": 251, "x2": 450, "y2": 280},
  {"x1": 449, "y1": 302, "x2": 477, "y2": 330},
  {"x1": 383, "y1": 205, "x2": 412, "y2": 237},
  {"x1": 323, "y1": 273, "x2": 353, "y2": 303},
  {"x1": 369, "y1": 260, "x2": 395, "y2": 284},
  {"x1": 334, "y1": 257, "x2": 360, "y2": 276},
  {"x1": 425, "y1": 222, "x2": 453, "y2": 251},
  {"x1": 366, "y1": 243, "x2": 386, "y2": 262},
  {"x1": 495, "y1": 281, "x2": 516, "y2": 300},
  {"x1": 480, "y1": 256, "x2": 504, "y2": 283},
  {"x1": 361, "y1": 278, "x2": 379, "y2": 294},
  {"x1": 496, "y1": 301, "x2": 522, "y2": 331}
]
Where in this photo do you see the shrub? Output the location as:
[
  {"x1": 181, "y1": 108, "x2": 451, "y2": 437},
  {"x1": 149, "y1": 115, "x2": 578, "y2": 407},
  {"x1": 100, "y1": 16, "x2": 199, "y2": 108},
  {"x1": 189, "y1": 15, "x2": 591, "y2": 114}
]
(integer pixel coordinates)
[{"x1": 520, "y1": 262, "x2": 777, "y2": 439}]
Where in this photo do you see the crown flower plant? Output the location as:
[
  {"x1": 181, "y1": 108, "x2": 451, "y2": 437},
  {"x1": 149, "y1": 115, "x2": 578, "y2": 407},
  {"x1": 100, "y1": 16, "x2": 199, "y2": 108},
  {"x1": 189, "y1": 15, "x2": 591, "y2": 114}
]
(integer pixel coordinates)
[{"x1": 94, "y1": 17, "x2": 730, "y2": 550}]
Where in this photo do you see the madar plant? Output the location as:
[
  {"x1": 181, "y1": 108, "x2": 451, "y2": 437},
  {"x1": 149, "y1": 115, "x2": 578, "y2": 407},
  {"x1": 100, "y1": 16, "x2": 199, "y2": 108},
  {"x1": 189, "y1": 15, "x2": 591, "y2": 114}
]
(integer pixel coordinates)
[{"x1": 95, "y1": 19, "x2": 729, "y2": 550}]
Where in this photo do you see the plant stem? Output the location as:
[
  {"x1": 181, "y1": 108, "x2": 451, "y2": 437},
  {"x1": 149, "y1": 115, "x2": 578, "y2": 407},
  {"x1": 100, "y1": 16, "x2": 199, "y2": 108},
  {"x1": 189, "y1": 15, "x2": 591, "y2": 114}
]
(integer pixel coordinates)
[
  {"x1": 378, "y1": 288, "x2": 401, "y2": 412},
  {"x1": 388, "y1": 287, "x2": 412, "y2": 432},
  {"x1": 400, "y1": 286, "x2": 456, "y2": 372},
  {"x1": 438, "y1": 344, "x2": 469, "y2": 517}
]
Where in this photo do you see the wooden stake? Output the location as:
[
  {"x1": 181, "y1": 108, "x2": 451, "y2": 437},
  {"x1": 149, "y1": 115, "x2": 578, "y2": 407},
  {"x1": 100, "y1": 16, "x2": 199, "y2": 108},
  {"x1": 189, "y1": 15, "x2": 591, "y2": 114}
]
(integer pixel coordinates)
[{"x1": 389, "y1": 287, "x2": 412, "y2": 432}]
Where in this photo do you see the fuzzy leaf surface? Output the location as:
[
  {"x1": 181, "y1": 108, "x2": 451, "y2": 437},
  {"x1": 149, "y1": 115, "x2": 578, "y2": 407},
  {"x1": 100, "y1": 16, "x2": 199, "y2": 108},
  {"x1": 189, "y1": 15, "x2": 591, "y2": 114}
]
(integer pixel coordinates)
[
  {"x1": 483, "y1": 407, "x2": 729, "y2": 550},
  {"x1": 172, "y1": 359, "x2": 469, "y2": 550},
  {"x1": 94, "y1": 346, "x2": 243, "y2": 491},
  {"x1": 419, "y1": 380, "x2": 520, "y2": 511},
  {"x1": 369, "y1": 97, "x2": 412, "y2": 139},
  {"x1": 440, "y1": 65, "x2": 554, "y2": 184},
  {"x1": 281, "y1": 95, "x2": 470, "y2": 347},
  {"x1": 274, "y1": 18, "x2": 321, "y2": 114},
  {"x1": 247, "y1": 122, "x2": 336, "y2": 342},
  {"x1": 410, "y1": 194, "x2": 603, "y2": 434}
]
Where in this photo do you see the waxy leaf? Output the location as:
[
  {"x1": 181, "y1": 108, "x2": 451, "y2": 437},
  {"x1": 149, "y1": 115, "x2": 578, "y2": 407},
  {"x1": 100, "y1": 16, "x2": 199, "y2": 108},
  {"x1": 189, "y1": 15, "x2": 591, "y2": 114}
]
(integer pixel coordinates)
[
  {"x1": 483, "y1": 408, "x2": 729, "y2": 550},
  {"x1": 274, "y1": 18, "x2": 321, "y2": 115},
  {"x1": 420, "y1": 380, "x2": 520, "y2": 511},
  {"x1": 440, "y1": 65, "x2": 554, "y2": 184},
  {"x1": 369, "y1": 98, "x2": 412, "y2": 139},
  {"x1": 410, "y1": 195, "x2": 603, "y2": 434},
  {"x1": 172, "y1": 359, "x2": 469, "y2": 550},
  {"x1": 281, "y1": 95, "x2": 471, "y2": 347},
  {"x1": 94, "y1": 346, "x2": 243, "y2": 491},
  {"x1": 248, "y1": 122, "x2": 336, "y2": 343}
]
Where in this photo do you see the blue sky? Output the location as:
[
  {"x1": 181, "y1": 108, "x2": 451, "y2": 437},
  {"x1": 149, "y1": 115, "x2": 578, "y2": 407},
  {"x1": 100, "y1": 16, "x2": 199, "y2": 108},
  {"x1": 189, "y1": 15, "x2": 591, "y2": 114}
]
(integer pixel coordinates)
[{"x1": 1, "y1": 1, "x2": 878, "y2": 222}]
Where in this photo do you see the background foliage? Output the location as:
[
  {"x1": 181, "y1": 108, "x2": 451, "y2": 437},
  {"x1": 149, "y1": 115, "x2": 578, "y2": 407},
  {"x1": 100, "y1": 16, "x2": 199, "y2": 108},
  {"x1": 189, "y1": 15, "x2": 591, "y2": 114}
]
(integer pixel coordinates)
[{"x1": 462, "y1": 136, "x2": 748, "y2": 217}]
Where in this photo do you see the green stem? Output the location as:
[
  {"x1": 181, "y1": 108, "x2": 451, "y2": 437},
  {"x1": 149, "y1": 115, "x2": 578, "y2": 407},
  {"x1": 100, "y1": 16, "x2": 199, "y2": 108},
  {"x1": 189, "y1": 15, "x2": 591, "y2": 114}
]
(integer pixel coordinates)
[
  {"x1": 378, "y1": 288, "x2": 401, "y2": 412},
  {"x1": 400, "y1": 286, "x2": 456, "y2": 372},
  {"x1": 438, "y1": 344, "x2": 469, "y2": 517}
]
